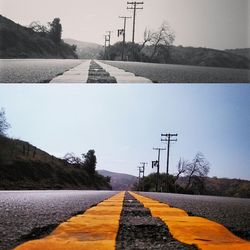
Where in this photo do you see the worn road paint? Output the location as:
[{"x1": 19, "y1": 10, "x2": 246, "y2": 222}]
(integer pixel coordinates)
[
  {"x1": 14, "y1": 192, "x2": 125, "y2": 250},
  {"x1": 130, "y1": 192, "x2": 250, "y2": 250}
]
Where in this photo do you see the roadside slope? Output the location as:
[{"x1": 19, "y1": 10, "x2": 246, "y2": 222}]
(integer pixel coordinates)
[{"x1": 0, "y1": 135, "x2": 111, "y2": 190}]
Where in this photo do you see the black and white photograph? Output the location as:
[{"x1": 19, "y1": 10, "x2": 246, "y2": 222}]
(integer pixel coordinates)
[{"x1": 0, "y1": 0, "x2": 249, "y2": 83}]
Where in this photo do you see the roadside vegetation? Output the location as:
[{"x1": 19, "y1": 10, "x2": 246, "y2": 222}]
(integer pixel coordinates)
[
  {"x1": 102, "y1": 22, "x2": 250, "y2": 69},
  {"x1": 135, "y1": 153, "x2": 250, "y2": 198},
  {"x1": 0, "y1": 15, "x2": 77, "y2": 59},
  {"x1": 0, "y1": 108, "x2": 111, "y2": 190}
]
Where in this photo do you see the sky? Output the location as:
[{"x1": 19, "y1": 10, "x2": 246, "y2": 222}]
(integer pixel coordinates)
[
  {"x1": 0, "y1": 0, "x2": 249, "y2": 49},
  {"x1": 0, "y1": 84, "x2": 250, "y2": 180}
]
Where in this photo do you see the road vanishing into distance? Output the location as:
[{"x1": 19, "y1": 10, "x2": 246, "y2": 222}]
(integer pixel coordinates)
[
  {"x1": 0, "y1": 59, "x2": 249, "y2": 83},
  {"x1": 0, "y1": 190, "x2": 250, "y2": 250}
]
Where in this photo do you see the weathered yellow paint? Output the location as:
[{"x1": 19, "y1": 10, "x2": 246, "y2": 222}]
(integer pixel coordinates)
[
  {"x1": 14, "y1": 192, "x2": 125, "y2": 250},
  {"x1": 130, "y1": 192, "x2": 250, "y2": 250}
]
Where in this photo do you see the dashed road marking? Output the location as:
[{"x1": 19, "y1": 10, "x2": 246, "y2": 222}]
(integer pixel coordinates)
[
  {"x1": 49, "y1": 60, "x2": 152, "y2": 83},
  {"x1": 130, "y1": 192, "x2": 250, "y2": 250},
  {"x1": 14, "y1": 192, "x2": 125, "y2": 250},
  {"x1": 96, "y1": 60, "x2": 152, "y2": 83}
]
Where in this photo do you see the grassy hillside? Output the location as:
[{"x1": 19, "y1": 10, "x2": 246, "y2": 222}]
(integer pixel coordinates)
[
  {"x1": 0, "y1": 15, "x2": 77, "y2": 59},
  {"x1": 64, "y1": 39, "x2": 103, "y2": 59},
  {"x1": 0, "y1": 135, "x2": 111, "y2": 190},
  {"x1": 98, "y1": 170, "x2": 137, "y2": 190}
]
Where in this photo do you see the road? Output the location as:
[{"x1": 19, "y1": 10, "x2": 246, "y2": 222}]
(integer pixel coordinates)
[
  {"x1": 0, "y1": 190, "x2": 118, "y2": 250},
  {"x1": 1, "y1": 191, "x2": 250, "y2": 250},
  {"x1": 139, "y1": 192, "x2": 250, "y2": 241},
  {"x1": 1, "y1": 59, "x2": 249, "y2": 83},
  {"x1": 0, "y1": 59, "x2": 82, "y2": 83},
  {"x1": 104, "y1": 60, "x2": 250, "y2": 83}
]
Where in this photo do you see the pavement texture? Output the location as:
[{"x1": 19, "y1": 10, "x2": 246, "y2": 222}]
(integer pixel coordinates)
[
  {"x1": 139, "y1": 192, "x2": 250, "y2": 241},
  {"x1": 131, "y1": 192, "x2": 250, "y2": 250},
  {"x1": 116, "y1": 192, "x2": 196, "y2": 250},
  {"x1": 2, "y1": 191, "x2": 250, "y2": 250}
]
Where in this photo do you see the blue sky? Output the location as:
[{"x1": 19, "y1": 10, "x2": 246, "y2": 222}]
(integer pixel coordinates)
[{"x1": 0, "y1": 84, "x2": 250, "y2": 180}]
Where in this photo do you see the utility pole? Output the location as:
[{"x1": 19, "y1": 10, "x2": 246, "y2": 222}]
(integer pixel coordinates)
[
  {"x1": 137, "y1": 165, "x2": 143, "y2": 191},
  {"x1": 127, "y1": 1, "x2": 143, "y2": 60},
  {"x1": 161, "y1": 133, "x2": 178, "y2": 191},
  {"x1": 106, "y1": 31, "x2": 112, "y2": 46},
  {"x1": 139, "y1": 162, "x2": 147, "y2": 191},
  {"x1": 104, "y1": 35, "x2": 109, "y2": 60},
  {"x1": 104, "y1": 31, "x2": 112, "y2": 60},
  {"x1": 127, "y1": 2, "x2": 144, "y2": 44},
  {"x1": 153, "y1": 147, "x2": 166, "y2": 192},
  {"x1": 118, "y1": 16, "x2": 132, "y2": 60}
]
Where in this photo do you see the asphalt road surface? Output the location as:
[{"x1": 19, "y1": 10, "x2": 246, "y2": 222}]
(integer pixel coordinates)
[
  {"x1": 0, "y1": 59, "x2": 82, "y2": 83},
  {"x1": 139, "y1": 192, "x2": 250, "y2": 241},
  {"x1": 0, "y1": 190, "x2": 118, "y2": 250},
  {"x1": 1, "y1": 191, "x2": 250, "y2": 250},
  {"x1": 104, "y1": 60, "x2": 250, "y2": 83},
  {"x1": 1, "y1": 59, "x2": 249, "y2": 83}
]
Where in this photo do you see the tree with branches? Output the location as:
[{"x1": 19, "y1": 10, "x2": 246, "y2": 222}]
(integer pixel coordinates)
[
  {"x1": 0, "y1": 108, "x2": 10, "y2": 136},
  {"x1": 48, "y1": 18, "x2": 62, "y2": 44},
  {"x1": 141, "y1": 21, "x2": 175, "y2": 61},
  {"x1": 184, "y1": 152, "x2": 210, "y2": 191}
]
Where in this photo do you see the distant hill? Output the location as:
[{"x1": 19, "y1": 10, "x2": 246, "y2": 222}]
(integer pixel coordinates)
[
  {"x1": 226, "y1": 48, "x2": 250, "y2": 61},
  {"x1": 64, "y1": 38, "x2": 103, "y2": 59},
  {"x1": 0, "y1": 15, "x2": 77, "y2": 59},
  {"x1": 176, "y1": 176, "x2": 250, "y2": 198},
  {"x1": 169, "y1": 46, "x2": 250, "y2": 69},
  {"x1": 0, "y1": 135, "x2": 111, "y2": 190},
  {"x1": 98, "y1": 170, "x2": 137, "y2": 190},
  {"x1": 141, "y1": 45, "x2": 250, "y2": 69}
]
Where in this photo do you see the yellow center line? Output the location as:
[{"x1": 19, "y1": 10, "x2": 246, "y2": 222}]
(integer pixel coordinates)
[
  {"x1": 129, "y1": 192, "x2": 250, "y2": 250},
  {"x1": 14, "y1": 192, "x2": 125, "y2": 250}
]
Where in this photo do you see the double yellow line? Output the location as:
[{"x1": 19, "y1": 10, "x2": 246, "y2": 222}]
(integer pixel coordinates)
[{"x1": 14, "y1": 191, "x2": 250, "y2": 250}]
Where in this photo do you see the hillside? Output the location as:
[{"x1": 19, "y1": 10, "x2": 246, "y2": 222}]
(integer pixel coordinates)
[
  {"x1": 98, "y1": 170, "x2": 137, "y2": 190},
  {"x1": 226, "y1": 48, "x2": 250, "y2": 61},
  {"x1": 176, "y1": 176, "x2": 250, "y2": 198},
  {"x1": 0, "y1": 135, "x2": 111, "y2": 190},
  {"x1": 64, "y1": 38, "x2": 103, "y2": 59},
  {"x1": 0, "y1": 15, "x2": 77, "y2": 59},
  {"x1": 141, "y1": 45, "x2": 250, "y2": 69}
]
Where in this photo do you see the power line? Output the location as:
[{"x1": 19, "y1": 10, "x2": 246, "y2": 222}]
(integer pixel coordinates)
[
  {"x1": 127, "y1": 2, "x2": 144, "y2": 44},
  {"x1": 118, "y1": 16, "x2": 132, "y2": 60},
  {"x1": 161, "y1": 133, "x2": 178, "y2": 191},
  {"x1": 153, "y1": 147, "x2": 166, "y2": 192}
]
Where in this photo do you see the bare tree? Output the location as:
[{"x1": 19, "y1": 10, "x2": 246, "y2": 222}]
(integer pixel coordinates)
[
  {"x1": 63, "y1": 153, "x2": 82, "y2": 166},
  {"x1": 174, "y1": 158, "x2": 188, "y2": 183},
  {"x1": 29, "y1": 21, "x2": 49, "y2": 34},
  {"x1": 140, "y1": 28, "x2": 152, "y2": 51},
  {"x1": 184, "y1": 152, "x2": 210, "y2": 191},
  {"x1": 141, "y1": 21, "x2": 175, "y2": 60}
]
